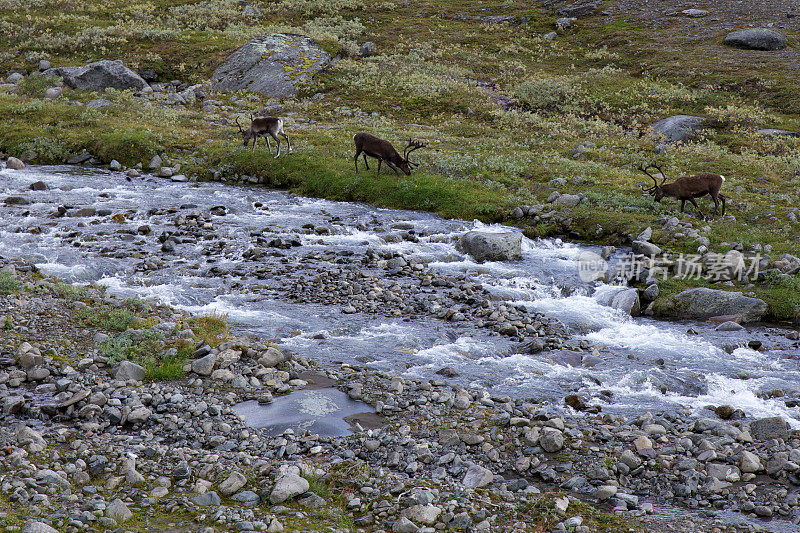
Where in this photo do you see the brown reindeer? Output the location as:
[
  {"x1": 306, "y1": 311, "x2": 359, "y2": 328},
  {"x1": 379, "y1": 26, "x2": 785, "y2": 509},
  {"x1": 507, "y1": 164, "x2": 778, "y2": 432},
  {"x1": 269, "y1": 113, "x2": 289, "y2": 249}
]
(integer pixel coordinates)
[
  {"x1": 639, "y1": 164, "x2": 726, "y2": 218},
  {"x1": 353, "y1": 132, "x2": 426, "y2": 177},
  {"x1": 235, "y1": 115, "x2": 291, "y2": 158}
]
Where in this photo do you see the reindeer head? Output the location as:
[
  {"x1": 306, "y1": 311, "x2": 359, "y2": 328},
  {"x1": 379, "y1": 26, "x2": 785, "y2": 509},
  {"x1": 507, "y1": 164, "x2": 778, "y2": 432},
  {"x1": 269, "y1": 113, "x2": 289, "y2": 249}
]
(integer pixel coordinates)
[
  {"x1": 638, "y1": 164, "x2": 669, "y2": 202},
  {"x1": 399, "y1": 139, "x2": 426, "y2": 175},
  {"x1": 235, "y1": 116, "x2": 254, "y2": 145}
]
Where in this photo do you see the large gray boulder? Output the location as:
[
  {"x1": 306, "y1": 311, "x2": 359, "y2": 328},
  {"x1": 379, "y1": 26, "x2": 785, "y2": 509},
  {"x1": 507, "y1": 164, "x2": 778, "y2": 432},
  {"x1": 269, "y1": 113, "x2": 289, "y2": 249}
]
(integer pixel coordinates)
[
  {"x1": 211, "y1": 34, "x2": 330, "y2": 97},
  {"x1": 724, "y1": 29, "x2": 788, "y2": 51},
  {"x1": 650, "y1": 115, "x2": 706, "y2": 143},
  {"x1": 659, "y1": 288, "x2": 767, "y2": 323},
  {"x1": 43, "y1": 60, "x2": 149, "y2": 91},
  {"x1": 457, "y1": 231, "x2": 522, "y2": 262},
  {"x1": 556, "y1": 0, "x2": 601, "y2": 18}
]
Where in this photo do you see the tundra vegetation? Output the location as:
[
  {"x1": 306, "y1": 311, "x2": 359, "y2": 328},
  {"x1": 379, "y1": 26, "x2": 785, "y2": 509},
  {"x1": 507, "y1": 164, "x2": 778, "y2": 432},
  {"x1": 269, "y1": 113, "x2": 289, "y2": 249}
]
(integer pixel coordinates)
[{"x1": 1, "y1": 0, "x2": 799, "y2": 319}]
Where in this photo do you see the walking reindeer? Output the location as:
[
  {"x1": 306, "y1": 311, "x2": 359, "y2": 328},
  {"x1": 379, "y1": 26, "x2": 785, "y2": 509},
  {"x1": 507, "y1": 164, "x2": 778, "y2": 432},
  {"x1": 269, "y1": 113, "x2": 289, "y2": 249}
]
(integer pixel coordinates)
[
  {"x1": 236, "y1": 115, "x2": 291, "y2": 158},
  {"x1": 639, "y1": 164, "x2": 726, "y2": 219}
]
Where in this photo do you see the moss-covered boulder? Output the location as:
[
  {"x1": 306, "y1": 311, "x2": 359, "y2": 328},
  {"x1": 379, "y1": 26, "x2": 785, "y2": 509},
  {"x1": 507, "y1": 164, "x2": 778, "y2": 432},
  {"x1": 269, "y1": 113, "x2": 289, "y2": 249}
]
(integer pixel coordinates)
[
  {"x1": 211, "y1": 33, "x2": 330, "y2": 97},
  {"x1": 655, "y1": 287, "x2": 768, "y2": 323}
]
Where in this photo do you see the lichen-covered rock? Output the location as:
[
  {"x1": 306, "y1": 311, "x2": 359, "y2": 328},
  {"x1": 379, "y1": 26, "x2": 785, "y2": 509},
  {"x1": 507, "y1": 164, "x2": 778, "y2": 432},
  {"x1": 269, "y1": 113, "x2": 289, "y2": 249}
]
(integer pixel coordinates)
[
  {"x1": 43, "y1": 60, "x2": 149, "y2": 91},
  {"x1": 211, "y1": 34, "x2": 330, "y2": 97},
  {"x1": 650, "y1": 115, "x2": 706, "y2": 143}
]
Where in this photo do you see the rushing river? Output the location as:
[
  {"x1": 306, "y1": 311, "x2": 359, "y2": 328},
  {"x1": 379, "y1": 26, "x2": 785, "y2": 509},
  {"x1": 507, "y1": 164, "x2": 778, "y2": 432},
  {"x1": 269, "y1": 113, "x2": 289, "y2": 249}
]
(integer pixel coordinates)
[{"x1": 2, "y1": 164, "x2": 799, "y2": 425}]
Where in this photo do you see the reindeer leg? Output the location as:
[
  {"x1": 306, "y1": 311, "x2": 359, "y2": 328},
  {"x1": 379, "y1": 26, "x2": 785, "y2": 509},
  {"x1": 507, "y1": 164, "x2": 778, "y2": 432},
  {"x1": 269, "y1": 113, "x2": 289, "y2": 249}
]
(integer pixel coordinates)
[
  {"x1": 711, "y1": 194, "x2": 719, "y2": 216},
  {"x1": 251, "y1": 137, "x2": 256, "y2": 152},
  {"x1": 281, "y1": 133, "x2": 292, "y2": 154},
  {"x1": 271, "y1": 133, "x2": 281, "y2": 158},
  {"x1": 680, "y1": 200, "x2": 686, "y2": 213},
  {"x1": 718, "y1": 194, "x2": 726, "y2": 216},
  {"x1": 376, "y1": 159, "x2": 382, "y2": 177},
  {"x1": 388, "y1": 162, "x2": 401, "y2": 177},
  {"x1": 354, "y1": 150, "x2": 361, "y2": 173},
  {"x1": 265, "y1": 135, "x2": 272, "y2": 155},
  {"x1": 688, "y1": 197, "x2": 703, "y2": 219},
  {"x1": 363, "y1": 154, "x2": 369, "y2": 170}
]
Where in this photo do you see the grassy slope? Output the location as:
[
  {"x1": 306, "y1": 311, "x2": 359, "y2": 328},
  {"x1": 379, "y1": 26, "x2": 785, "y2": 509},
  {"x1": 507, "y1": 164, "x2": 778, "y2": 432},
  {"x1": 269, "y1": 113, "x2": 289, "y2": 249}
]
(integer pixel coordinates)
[{"x1": 1, "y1": 0, "x2": 799, "y2": 320}]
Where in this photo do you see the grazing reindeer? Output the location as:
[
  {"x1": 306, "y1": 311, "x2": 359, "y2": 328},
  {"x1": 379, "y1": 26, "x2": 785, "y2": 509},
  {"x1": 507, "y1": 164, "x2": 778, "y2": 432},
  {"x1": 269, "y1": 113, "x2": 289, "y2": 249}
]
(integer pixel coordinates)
[
  {"x1": 353, "y1": 132, "x2": 426, "y2": 177},
  {"x1": 235, "y1": 115, "x2": 291, "y2": 158},
  {"x1": 639, "y1": 164, "x2": 726, "y2": 218}
]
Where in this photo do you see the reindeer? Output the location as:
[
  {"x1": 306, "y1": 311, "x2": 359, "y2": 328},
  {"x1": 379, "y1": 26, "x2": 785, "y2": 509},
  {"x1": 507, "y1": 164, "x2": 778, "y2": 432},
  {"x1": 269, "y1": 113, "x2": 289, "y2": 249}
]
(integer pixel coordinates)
[
  {"x1": 638, "y1": 164, "x2": 726, "y2": 219},
  {"x1": 353, "y1": 132, "x2": 426, "y2": 177},
  {"x1": 235, "y1": 115, "x2": 291, "y2": 158}
]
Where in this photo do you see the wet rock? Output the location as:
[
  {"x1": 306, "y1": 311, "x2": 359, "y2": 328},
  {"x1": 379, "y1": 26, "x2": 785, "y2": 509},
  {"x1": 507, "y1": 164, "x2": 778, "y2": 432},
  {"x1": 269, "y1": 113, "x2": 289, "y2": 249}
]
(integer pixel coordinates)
[
  {"x1": 650, "y1": 115, "x2": 706, "y2": 143},
  {"x1": 6, "y1": 157, "x2": 26, "y2": 170},
  {"x1": 715, "y1": 321, "x2": 744, "y2": 331},
  {"x1": 30, "y1": 180, "x2": 49, "y2": 190},
  {"x1": 5, "y1": 196, "x2": 30, "y2": 205},
  {"x1": 457, "y1": 230, "x2": 522, "y2": 262},
  {"x1": 212, "y1": 34, "x2": 330, "y2": 97},
  {"x1": 435, "y1": 366, "x2": 459, "y2": 377},
  {"x1": 658, "y1": 288, "x2": 767, "y2": 323},
  {"x1": 714, "y1": 405, "x2": 735, "y2": 420},
  {"x1": 43, "y1": 60, "x2": 149, "y2": 91},
  {"x1": 749, "y1": 416, "x2": 789, "y2": 441},
  {"x1": 724, "y1": 29, "x2": 788, "y2": 51},
  {"x1": 610, "y1": 288, "x2": 640, "y2": 316}
]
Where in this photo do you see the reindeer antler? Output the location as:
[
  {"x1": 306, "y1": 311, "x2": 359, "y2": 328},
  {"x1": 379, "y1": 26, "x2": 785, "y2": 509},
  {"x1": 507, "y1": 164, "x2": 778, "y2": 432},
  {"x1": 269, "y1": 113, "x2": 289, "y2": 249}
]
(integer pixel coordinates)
[
  {"x1": 637, "y1": 164, "x2": 660, "y2": 193},
  {"x1": 652, "y1": 164, "x2": 669, "y2": 186},
  {"x1": 403, "y1": 139, "x2": 427, "y2": 163},
  {"x1": 234, "y1": 117, "x2": 244, "y2": 133}
]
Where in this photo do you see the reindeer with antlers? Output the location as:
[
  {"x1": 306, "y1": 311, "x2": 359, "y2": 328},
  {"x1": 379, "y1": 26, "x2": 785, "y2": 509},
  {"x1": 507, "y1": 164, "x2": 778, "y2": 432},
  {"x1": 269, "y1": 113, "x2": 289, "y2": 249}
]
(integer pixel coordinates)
[
  {"x1": 235, "y1": 114, "x2": 291, "y2": 158},
  {"x1": 353, "y1": 132, "x2": 426, "y2": 177},
  {"x1": 638, "y1": 164, "x2": 726, "y2": 219}
]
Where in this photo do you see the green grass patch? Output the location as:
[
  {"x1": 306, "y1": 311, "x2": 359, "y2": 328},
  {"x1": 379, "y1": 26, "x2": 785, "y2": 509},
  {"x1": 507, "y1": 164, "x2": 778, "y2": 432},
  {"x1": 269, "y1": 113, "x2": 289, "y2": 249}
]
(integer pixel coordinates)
[
  {"x1": 0, "y1": 270, "x2": 21, "y2": 295},
  {"x1": 188, "y1": 311, "x2": 229, "y2": 347},
  {"x1": 76, "y1": 305, "x2": 136, "y2": 331},
  {"x1": 100, "y1": 331, "x2": 190, "y2": 380}
]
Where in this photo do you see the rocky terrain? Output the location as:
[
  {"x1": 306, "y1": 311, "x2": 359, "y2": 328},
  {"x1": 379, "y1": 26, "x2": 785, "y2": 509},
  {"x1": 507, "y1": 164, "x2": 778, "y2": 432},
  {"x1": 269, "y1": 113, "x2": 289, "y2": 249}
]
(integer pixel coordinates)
[{"x1": 2, "y1": 257, "x2": 800, "y2": 532}]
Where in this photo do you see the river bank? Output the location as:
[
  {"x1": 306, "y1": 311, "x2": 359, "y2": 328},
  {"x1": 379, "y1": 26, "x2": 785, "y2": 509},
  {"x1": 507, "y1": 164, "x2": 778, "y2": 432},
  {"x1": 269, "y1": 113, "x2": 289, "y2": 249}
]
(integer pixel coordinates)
[{"x1": 2, "y1": 258, "x2": 799, "y2": 533}]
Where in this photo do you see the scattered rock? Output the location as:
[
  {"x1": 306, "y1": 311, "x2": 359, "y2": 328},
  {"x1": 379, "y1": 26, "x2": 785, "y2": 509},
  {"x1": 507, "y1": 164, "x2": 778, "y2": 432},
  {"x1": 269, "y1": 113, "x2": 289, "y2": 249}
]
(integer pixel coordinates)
[{"x1": 658, "y1": 288, "x2": 768, "y2": 323}]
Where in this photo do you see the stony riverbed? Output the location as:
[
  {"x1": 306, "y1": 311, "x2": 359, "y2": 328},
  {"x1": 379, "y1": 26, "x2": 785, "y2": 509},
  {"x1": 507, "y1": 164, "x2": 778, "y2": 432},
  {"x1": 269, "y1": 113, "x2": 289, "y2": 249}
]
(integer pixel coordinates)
[{"x1": 2, "y1": 164, "x2": 800, "y2": 532}]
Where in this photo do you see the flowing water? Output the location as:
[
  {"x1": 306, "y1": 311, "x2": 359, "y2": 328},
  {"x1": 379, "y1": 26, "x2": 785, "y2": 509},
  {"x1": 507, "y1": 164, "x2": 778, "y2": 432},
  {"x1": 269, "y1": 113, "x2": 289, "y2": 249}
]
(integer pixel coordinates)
[{"x1": 2, "y1": 164, "x2": 800, "y2": 426}]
